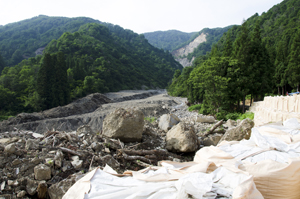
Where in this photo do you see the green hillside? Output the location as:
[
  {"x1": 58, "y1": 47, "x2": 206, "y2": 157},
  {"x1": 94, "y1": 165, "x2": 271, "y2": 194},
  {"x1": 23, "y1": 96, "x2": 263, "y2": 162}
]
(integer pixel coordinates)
[
  {"x1": 168, "y1": 0, "x2": 298, "y2": 119},
  {"x1": 184, "y1": 26, "x2": 233, "y2": 61},
  {"x1": 0, "y1": 18, "x2": 182, "y2": 119},
  {"x1": 0, "y1": 15, "x2": 102, "y2": 66},
  {"x1": 144, "y1": 30, "x2": 197, "y2": 51}
]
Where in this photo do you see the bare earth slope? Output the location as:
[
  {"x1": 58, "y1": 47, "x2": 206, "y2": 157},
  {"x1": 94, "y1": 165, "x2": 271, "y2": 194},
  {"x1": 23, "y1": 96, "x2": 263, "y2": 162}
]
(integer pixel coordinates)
[{"x1": 172, "y1": 33, "x2": 207, "y2": 67}]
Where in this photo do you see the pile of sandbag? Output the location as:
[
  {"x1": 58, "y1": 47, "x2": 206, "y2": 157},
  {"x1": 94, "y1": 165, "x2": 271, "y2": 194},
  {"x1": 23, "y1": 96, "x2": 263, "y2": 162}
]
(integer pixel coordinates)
[{"x1": 63, "y1": 118, "x2": 300, "y2": 199}]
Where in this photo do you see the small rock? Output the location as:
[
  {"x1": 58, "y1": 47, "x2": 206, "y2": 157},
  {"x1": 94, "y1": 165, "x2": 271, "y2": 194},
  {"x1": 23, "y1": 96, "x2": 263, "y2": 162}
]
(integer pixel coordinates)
[
  {"x1": 91, "y1": 142, "x2": 102, "y2": 152},
  {"x1": 4, "y1": 143, "x2": 16, "y2": 154},
  {"x1": 158, "y1": 114, "x2": 180, "y2": 132},
  {"x1": 34, "y1": 164, "x2": 51, "y2": 180},
  {"x1": 11, "y1": 159, "x2": 22, "y2": 166},
  {"x1": 202, "y1": 134, "x2": 223, "y2": 146},
  {"x1": 37, "y1": 181, "x2": 48, "y2": 199},
  {"x1": 76, "y1": 125, "x2": 95, "y2": 136},
  {"x1": 101, "y1": 155, "x2": 120, "y2": 169},
  {"x1": 71, "y1": 156, "x2": 83, "y2": 170},
  {"x1": 25, "y1": 139, "x2": 39, "y2": 150},
  {"x1": 196, "y1": 114, "x2": 216, "y2": 123},
  {"x1": 26, "y1": 178, "x2": 38, "y2": 195},
  {"x1": 17, "y1": 190, "x2": 27, "y2": 198},
  {"x1": 54, "y1": 150, "x2": 64, "y2": 168},
  {"x1": 45, "y1": 158, "x2": 54, "y2": 167},
  {"x1": 104, "y1": 148, "x2": 110, "y2": 153}
]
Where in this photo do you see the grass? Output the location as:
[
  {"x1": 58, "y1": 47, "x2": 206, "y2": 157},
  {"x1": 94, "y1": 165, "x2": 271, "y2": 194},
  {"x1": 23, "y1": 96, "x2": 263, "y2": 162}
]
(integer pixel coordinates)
[
  {"x1": 187, "y1": 104, "x2": 202, "y2": 112},
  {"x1": 144, "y1": 117, "x2": 156, "y2": 123}
]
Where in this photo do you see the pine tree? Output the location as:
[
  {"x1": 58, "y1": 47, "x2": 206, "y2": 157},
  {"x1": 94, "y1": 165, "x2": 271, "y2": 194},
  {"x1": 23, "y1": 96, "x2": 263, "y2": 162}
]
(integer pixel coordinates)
[
  {"x1": 0, "y1": 53, "x2": 5, "y2": 73},
  {"x1": 232, "y1": 21, "x2": 252, "y2": 112},
  {"x1": 223, "y1": 30, "x2": 233, "y2": 57},
  {"x1": 287, "y1": 29, "x2": 300, "y2": 91},
  {"x1": 249, "y1": 21, "x2": 271, "y2": 100}
]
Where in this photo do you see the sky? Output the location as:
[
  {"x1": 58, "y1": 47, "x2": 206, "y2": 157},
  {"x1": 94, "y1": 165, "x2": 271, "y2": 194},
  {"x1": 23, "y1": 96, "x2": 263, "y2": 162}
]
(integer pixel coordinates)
[{"x1": 0, "y1": 0, "x2": 284, "y2": 34}]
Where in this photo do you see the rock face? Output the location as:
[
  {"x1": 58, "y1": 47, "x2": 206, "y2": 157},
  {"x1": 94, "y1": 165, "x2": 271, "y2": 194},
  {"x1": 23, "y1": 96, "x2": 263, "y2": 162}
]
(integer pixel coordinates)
[
  {"x1": 102, "y1": 108, "x2": 144, "y2": 142},
  {"x1": 218, "y1": 118, "x2": 254, "y2": 143},
  {"x1": 166, "y1": 122, "x2": 198, "y2": 152},
  {"x1": 158, "y1": 114, "x2": 181, "y2": 132}
]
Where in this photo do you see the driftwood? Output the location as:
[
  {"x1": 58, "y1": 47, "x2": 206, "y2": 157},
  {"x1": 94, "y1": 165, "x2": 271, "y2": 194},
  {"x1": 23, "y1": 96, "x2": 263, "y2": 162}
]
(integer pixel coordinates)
[
  {"x1": 205, "y1": 120, "x2": 224, "y2": 136},
  {"x1": 39, "y1": 146, "x2": 83, "y2": 157},
  {"x1": 122, "y1": 152, "x2": 152, "y2": 164},
  {"x1": 104, "y1": 138, "x2": 122, "y2": 150},
  {"x1": 119, "y1": 149, "x2": 182, "y2": 161},
  {"x1": 135, "y1": 160, "x2": 151, "y2": 168}
]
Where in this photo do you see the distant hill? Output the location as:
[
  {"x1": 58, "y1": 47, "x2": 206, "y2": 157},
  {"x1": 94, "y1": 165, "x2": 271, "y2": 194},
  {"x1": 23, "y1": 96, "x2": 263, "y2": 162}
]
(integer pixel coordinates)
[
  {"x1": 45, "y1": 23, "x2": 182, "y2": 91},
  {"x1": 144, "y1": 27, "x2": 232, "y2": 67},
  {"x1": 0, "y1": 15, "x2": 104, "y2": 66},
  {"x1": 0, "y1": 17, "x2": 182, "y2": 117},
  {"x1": 143, "y1": 30, "x2": 197, "y2": 52}
]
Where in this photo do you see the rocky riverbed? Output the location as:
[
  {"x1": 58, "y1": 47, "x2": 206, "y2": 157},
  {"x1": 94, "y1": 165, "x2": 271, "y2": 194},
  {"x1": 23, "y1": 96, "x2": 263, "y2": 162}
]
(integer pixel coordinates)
[{"x1": 0, "y1": 90, "x2": 253, "y2": 198}]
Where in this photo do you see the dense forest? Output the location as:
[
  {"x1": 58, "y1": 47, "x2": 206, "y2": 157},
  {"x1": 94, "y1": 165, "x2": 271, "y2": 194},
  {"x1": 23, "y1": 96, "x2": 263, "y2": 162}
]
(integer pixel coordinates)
[
  {"x1": 183, "y1": 26, "x2": 233, "y2": 62},
  {"x1": 0, "y1": 15, "x2": 103, "y2": 67},
  {"x1": 144, "y1": 26, "x2": 233, "y2": 66},
  {"x1": 0, "y1": 19, "x2": 182, "y2": 120},
  {"x1": 144, "y1": 30, "x2": 197, "y2": 52},
  {"x1": 168, "y1": 0, "x2": 300, "y2": 119}
]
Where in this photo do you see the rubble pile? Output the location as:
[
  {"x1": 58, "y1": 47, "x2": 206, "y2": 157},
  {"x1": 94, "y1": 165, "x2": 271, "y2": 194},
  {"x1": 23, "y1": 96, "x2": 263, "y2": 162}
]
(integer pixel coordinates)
[{"x1": 0, "y1": 90, "x2": 250, "y2": 198}]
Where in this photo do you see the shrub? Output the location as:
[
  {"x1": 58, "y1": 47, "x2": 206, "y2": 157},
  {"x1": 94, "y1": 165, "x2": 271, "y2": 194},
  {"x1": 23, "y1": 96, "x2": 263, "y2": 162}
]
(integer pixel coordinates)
[
  {"x1": 237, "y1": 112, "x2": 254, "y2": 120},
  {"x1": 187, "y1": 104, "x2": 202, "y2": 112}
]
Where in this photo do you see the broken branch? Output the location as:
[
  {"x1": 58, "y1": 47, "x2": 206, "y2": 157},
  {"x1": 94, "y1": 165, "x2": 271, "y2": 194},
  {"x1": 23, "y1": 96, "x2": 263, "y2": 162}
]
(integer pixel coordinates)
[{"x1": 205, "y1": 120, "x2": 224, "y2": 136}]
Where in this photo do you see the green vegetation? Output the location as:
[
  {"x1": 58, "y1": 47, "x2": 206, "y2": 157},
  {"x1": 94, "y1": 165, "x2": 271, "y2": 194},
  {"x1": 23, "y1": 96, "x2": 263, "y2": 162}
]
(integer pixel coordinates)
[
  {"x1": 144, "y1": 117, "x2": 156, "y2": 123},
  {"x1": 168, "y1": 0, "x2": 298, "y2": 119},
  {"x1": 185, "y1": 26, "x2": 233, "y2": 61},
  {"x1": 0, "y1": 15, "x2": 103, "y2": 67},
  {"x1": 187, "y1": 104, "x2": 202, "y2": 112},
  {"x1": 0, "y1": 20, "x2": 182, "y2": 119},
  {"x1": 144, "y1": 30, "x2": 197, "y2": 52}
]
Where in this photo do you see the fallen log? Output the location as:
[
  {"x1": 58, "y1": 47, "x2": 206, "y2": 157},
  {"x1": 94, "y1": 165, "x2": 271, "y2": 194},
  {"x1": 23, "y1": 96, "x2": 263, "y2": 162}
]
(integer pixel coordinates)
[{"x1": 205, "y1": 120, "x2": 224, "y2": 136}]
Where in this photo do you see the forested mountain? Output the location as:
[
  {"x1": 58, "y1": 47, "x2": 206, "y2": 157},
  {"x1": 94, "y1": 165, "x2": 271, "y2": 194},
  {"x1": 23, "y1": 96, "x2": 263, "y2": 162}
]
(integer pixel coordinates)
[
  {"x1": 172, "y1": 26, "x2": 233, "y2": 67},
  {"x1": 143, "y1": 30, "x2": 197, "y2": 52},
  {"x1": 0, "y1": 15, "x2": 103, "y2": 66},
  {"x1": 182, "y1": 26, "x2": 233, "y2": 62},
  {"x1": 168, "y1": 0, "x2": 298, "y2": 119},
  {"x1": 144, "y1": 26, "x2": 232, "y2": 67},
  {"x1": 0, "y1": 17, "x2": 182, "y2": 119}
]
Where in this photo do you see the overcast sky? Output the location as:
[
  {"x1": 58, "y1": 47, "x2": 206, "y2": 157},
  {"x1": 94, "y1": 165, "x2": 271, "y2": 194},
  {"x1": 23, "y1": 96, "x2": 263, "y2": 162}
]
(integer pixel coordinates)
[{"x1": 0, "y1": 0, "x2": 284, "y2": 34}]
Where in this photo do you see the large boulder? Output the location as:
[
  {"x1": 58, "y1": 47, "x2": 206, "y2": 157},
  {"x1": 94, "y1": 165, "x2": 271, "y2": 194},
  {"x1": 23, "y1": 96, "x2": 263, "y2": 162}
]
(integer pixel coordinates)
[
  {"x1": 166, "y1": 122, "x2": 198, "y2": 152},
  {"x1": 218, "y1": 118, "x2": 254, "y2": 144},
  {"x1": 158, "y1": 114, "x2": 180, "y2": 132},
  {"x1": 102, "y1": 108, "x2": 144, "y2": 142}
]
